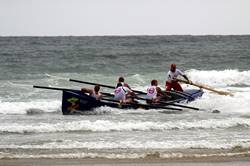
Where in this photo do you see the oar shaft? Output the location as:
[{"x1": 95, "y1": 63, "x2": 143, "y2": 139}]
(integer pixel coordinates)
[
  {"x1": 141, "y1": 103, "x2": 182, "y2": 111},
  {"x1": 69, "y1": 79, "x2": 147, "y2": 94},
  {"x1": 100, "y1": 93, "x2": 182, "y2": 110},
  {"x1": 168, "y1": 103, "x2": 199, "y2": 110},
  {"x1": 104, "y1": 98, "x2": 182, "y2": 111},
  {"x1": 33, "y1": 85, "x2": 75, "y2": 91},
  {"x1": 165, "y1": 90, "x2": 194, "y2": 99},
  {"x1": 178, "y1": 79, "x2": 233, "y2": 96},
  {"x1": 135, "y1": 96, "x2": 199, "y2": 110},
  {"x1": 69, "y1": 79, "x2": 115, "y2": 89}
]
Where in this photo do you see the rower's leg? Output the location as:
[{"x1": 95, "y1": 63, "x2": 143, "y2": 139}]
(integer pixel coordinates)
[
  {"x1": 165, "y1": 81, "x2": 172, "y2": 91},
  {"x1": 173, "y1": 82, "x2": 183, "y2": 92}
]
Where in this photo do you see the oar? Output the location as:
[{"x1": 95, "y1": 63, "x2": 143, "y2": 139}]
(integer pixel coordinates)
[
  {"x1": 69, "y1": 79, "x2": 115, "y2": 89},
  {"x1": 164, "y1": 90, "x2": 194, "y2": 100},
  {"x1": 33, "y1": 85, "x2": 75, "y2": 91},
  {"x1": 172, "y1": 90, "x2": 193, "y2": 98},
  {"x1": 69, "y1": 79, "x2": 197, "y2": 97},
  {"x1": 69, "y1": 79, "x2": 199, "y2": 103},
  {"x1": 100, "y1": 97, "x2": 183, "y2": 111},
  {"x1": 69, "y1": 79, "x2": 147, "y2": 94},
  {"x1": 101, "y1": 92, "x2": 199, "y2": 111},
  {"x1": 178, "y1": 79, "x2": 234, "y2": 96},
  {"x1": 135, "y1": 96, "x2": 199, "y2": 110},
  {"x1": 33, "y1": 85, "x2": 182, "y2": 111}
]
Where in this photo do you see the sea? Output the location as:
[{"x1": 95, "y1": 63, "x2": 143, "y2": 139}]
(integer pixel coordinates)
[{"x1": 0, "y1": 35, "x2": 250, "y2": 160}]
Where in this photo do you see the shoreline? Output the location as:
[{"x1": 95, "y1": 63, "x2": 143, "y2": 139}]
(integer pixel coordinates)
[{"x1": 1, "y1": 156, "x2": 250, "y2": 166}]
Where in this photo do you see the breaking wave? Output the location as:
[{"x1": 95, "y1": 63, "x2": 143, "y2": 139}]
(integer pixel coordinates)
[
  {"x1": 1, "y1": 117, "x2": 249, "y2": 134},
  {"x1": 1, "y1": 141, "x2": 250, "y2": 159},
  {"x1": 0, "y1": 100, "x2": 60, "y2": 115},
  {"x1": 187, "y1": 69, "x2": 250, "y2": 87}
]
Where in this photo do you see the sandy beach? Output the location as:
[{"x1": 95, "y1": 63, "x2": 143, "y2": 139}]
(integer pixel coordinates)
[{"x1": 1, "y1": 157, "x2": 250, "y2": 166}]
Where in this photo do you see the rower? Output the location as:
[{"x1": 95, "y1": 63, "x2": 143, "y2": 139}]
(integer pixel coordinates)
[
  {"x1": 81, "y1": 85, "x2": 102, "y2": 100},
  {"x1": 114, "y1": 83, "x2": 135, "y2": 104},
  {"x1": 117, "y1": 76, "x2": 132, "y2": 90},
  {"x1": 165, "y1": 64, "x2": 192, "y2": 92},
  {"x1": 146, "y1": 80, "x2": 164, "y2": 103}
]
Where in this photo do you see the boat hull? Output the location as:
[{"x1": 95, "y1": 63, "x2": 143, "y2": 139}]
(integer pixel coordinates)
[{"x1": 61, "y1": 89, "x2": 203, "y2": 115}]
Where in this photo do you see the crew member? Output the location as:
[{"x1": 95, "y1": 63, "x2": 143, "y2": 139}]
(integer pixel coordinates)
[
  {"x1": 114, "y1": 83, "x2": 135, "y2": 104},
  {"x1": 117, "y1": 76, "x2": 132, "y2": 90},
  {"x1": 81, "y1": 85, "x2": 102, "y2": 100},
  {"x1": 166, "y1": 64, "x2": 191, "y2": 92},
  {"x1": 146, "y1": 80, "x2": 163, "y2": 103}
]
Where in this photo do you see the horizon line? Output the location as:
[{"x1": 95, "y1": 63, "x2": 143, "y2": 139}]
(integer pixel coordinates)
[{"x1": 1, "y1": 34, "x2": 250, "y2": 37}]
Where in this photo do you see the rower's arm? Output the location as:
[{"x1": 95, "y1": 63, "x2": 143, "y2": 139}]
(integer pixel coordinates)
[
  {"x1": 183, "y1": 75, "x2": 189, "y2": 82},
  {"x1": 156, "y1": 87, "x2": 164, "y2": 96},
  {"x1": 81, "y1": 88, "x2": 92, "y2": 94},
  {"x1": 177, "y1": 69, "x2": 190, "y2": 83},
  {"x1": 182, "y1": 75, "x2": 192, "y2": 84},
  {"x1": 96, "y1": 93, "x2": 103, "y2": 100}
]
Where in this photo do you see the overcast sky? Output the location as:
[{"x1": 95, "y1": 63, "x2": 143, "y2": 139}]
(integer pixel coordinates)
[{"x1": 1, "y1": 0, "x2": 250, "y2": 36}]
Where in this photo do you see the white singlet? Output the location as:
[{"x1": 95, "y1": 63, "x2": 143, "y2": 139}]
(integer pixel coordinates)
[
  {"x1": 166, "y1": 69, "x2": 184, "y2": 83},
  {"x1": 114, "y1": 86, "x2": 131, "y2": 101},
  {"x1": 146, "y1": 86, "x2": 157, "y2": 99}
]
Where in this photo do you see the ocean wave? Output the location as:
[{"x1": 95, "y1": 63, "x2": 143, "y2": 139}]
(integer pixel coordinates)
[
  {"x1": 0, "y1": 152, "x2": 144, "y2": 159},
  {"x1": 1, "y1": 118, "x2": 249, "y2": 134},
  {"x1": 1, "y1": 151, "x2": 250, "y2": 160},
  {"x1": 187, "y1": 69, "x2": 250, "y2": 87},
  {"x1": 1, "y1": 150, "x2": 250, "y2": 160},
  {"x1": 1, "y1": 141, "x2": 250, "y2": 159},
  {"x1": 2, "y1": 139, "x2": 250, "y2": 150},
  {"x1": 190, "y1": 90, "x2": 250, "y2": 114},
  {"x1": 0, "y1": 100, "x2": 60, "y2": 115}
]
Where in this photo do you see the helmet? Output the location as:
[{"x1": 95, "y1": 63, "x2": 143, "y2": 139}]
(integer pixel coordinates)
[{"x1": 170, "y1": 64, "x2": 176, "y2": 72}]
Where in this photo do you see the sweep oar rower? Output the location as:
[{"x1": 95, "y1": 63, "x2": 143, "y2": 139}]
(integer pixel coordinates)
[
  {"x1": 166, "y1": 64, "x2": 192, "y2": 92},
  {"x1": 146, "y1": 80, "x2": 164, "y2": 104},
  {"x1": 114, "y1": 83, "x2": 136, "y2": 104},
  {"x1": 117, "y1": 76, "x2": 132, "y2": 90},
  {"x1": 81, "y1": 85, "x2": 102, "y2": 100}
]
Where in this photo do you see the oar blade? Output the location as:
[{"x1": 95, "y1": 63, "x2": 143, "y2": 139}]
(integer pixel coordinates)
[{"x1": 178, "y1": 79, "x2": 234, "y2": 96}]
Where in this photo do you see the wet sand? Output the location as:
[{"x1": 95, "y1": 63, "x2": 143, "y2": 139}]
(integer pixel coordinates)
[{"x1": 1, "y1": 157, "x2": 250, "y2": 166}]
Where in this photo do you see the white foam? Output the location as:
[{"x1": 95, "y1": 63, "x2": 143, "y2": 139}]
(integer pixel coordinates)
[
  {"x1": 187, "y1": 69, "x2": 250, "y2": 87},
  {"x1": 173, "y1": 69, "x2": 250, "y2": 114},
  {"x1": 2, "y1": 138, "x2": 250, "y2": 150},
  {"x1": 0, "y1": 152, "x2": 144, "y2": 159},
  {"x1": 1, "y1": 117, "x2": 249, "y2": 134},
  {"x1": 0, "y1": 100, "x2": 60, "y2": 114},
  {"x1": 190, "y1": 89, "x2": 250, "y2": 114},
  {"x1": 2, "y1": 150, "x2": 250, "y2": 159}
]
